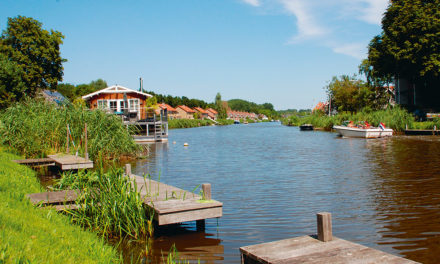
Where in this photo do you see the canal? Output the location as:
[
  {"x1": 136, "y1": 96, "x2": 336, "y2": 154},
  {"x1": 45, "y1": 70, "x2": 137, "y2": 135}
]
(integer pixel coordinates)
[{"x1": 131, "y1": 122, "x2": 440, "y2": 263}]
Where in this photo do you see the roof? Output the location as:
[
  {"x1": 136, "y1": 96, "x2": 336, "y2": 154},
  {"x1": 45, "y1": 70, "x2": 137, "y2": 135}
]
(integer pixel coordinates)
[
  {"x1": 194, "y1": 107, "x2": 208, "y2": 114},
  {"x1": 42, "y1": 90, "x2": 68, "y2": 105},
  {"x1": 82, "y1": 85, "x2": 153, "y2": 100},
  {"x1": 158, "y1": 103, "x2": 177, "y2": 112},
  {"x1": 206, "y1": 108, "x2": 218, "y2": 115},
  {"x1": 177, "y1": 105, "x2": 196, "y2": 113}
]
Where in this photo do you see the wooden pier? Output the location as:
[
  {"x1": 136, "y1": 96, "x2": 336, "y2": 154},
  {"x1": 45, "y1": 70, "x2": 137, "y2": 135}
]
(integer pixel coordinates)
[
  {"x1": 240, "y1": 213, "x2": 419, "y2": 264},
  {"x1": 405, "y1": 129, "x2": 440, "y2": 136},
  {"x1": 13, "y1": 154, "x2": 93, "y2": 170},
  {"x1": 26, "y1": 164, "x2": 222, "y2": 227}
]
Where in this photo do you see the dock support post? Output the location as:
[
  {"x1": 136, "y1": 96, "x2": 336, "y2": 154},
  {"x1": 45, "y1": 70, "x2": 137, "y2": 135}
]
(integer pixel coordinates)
[
  {"x1": 66, "y1": 124, "x2": 70, "y2": 153},
  {"x1": 125, "y1": 164, "x2": 131, "y2": 176},
  {"x1": 202, "y1": 183, "x2": 211, "y2": 200},
  {"x1": 196, "y1": 219, "x2": 206, "y2": 231},
  {"x1": 317, "y1": 212, "x2": 332, "y2": 242},
  {"x1": 84, "y1": 123, "x2": 88, "y2": 160}
]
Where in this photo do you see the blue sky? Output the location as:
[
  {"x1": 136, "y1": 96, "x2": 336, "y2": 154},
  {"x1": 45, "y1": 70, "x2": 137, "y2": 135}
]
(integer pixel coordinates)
[{"x1": 1, "y1": 0, "x2": 389, "y2": 110}]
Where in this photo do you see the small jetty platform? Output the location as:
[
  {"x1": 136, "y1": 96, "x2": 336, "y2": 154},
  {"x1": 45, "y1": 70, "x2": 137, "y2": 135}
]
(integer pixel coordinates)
[
  {"x1": 26, "y1": 164, "x2": 222, "y2": 228},
  {"x1": 13, "y1": 154, "x2": 93, "y2": 170},
  {"x1": 125, "y1": 164, "x2": 222, "y2": 226},
  {"x1": 240, "y1": 212, "x2": 418, "y2": 264},
  {"x1": 405, "y1": 129, "x2": 440, "y2": 136}
]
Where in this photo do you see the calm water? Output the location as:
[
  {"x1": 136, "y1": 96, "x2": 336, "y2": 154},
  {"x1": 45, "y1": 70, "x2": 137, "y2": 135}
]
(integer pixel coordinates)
[{"x1": 130, "y1": 122, "x2": 440, "y2": 263}]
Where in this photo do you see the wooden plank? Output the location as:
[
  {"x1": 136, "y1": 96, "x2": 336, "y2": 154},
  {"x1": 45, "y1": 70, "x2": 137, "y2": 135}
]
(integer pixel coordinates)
[
  {"x1": 157, "y1": 206, "x2": 223, "y2": 226},
  {"x1": 48, "y1": 154, "x2": 93, "y2": 170},
  {"x1": 12, "y1": 158, "x2": 55, "y2": 166},
  {"x1": 240, "y1": 236, "x2": 419, "y2": 264},
  {"x1": 27, "y1": 189, "x2": 80, "y2": 205}
]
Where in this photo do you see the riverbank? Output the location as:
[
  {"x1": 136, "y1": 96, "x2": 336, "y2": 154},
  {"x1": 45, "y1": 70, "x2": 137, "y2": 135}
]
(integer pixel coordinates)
[
  {"x1": 281, "y1": 107, "x2": 414, "y2": 132},
  {"x1": 168, "y1": 118, "x2": 233, "y2": 129},
  {"x1": 0, "y1": 148, "x2": 119, "y2": 263}
]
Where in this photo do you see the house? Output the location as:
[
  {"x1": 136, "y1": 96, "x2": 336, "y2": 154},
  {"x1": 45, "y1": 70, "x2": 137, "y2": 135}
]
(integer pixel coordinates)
[
  {"x1": 82, "y1": 85, "x2": 152, "y2": 120},
  {"x1": 176, "y1": 105, "x2": 196, "y2": 119},
  {"x1": 193, "y1": 107, "x2": 209, "y2": 119},
  {"x1": 157, "y1": 103, "x2": 179, "y2": 119},
  {"x1": 206, "y1": 108, "x2": 218, "y2": 120}
]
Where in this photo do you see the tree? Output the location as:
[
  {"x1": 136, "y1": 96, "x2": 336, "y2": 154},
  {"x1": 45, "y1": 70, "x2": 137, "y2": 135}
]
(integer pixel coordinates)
[
  {"x1": 0, "y1": 53, "x2": 26, "y2": 108},
  {"x1": 0, "y1": 16, "x2": 66, "y2": 96},
  {"x1": 326, "y1": 75, "x2": 374, "y2": 113},
  {"x1": 366, "y1": 0, "x2": 440, "y2": 81},
  {"x1": 214, "y1": 92, "x2": 227, "y2": 119}
]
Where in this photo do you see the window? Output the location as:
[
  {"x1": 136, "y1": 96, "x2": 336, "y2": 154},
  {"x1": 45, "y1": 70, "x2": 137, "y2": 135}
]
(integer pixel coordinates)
[
  {"x1": 97, "y1": 100, "x2": 108, "y2": 109},
  {"x1": 129, "y1": 99, "x2": 139, "y2": 111},
  {"x1": 109, "y1": 101, "x2": 117, "y2": 112}
]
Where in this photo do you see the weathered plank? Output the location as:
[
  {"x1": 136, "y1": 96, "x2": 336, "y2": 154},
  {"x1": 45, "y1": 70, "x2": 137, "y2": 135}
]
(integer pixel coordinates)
[
  {"x1": 48, "y1": 154, "x2": 93, "y2": 170},
  {"x1": 12, "y1": 158, "x2": 55, "y2": 167},
  {"x1": 127, "y1": 171, "x2": 223, "y2": 226},
  {"x1": 27, "y1": 189, "x2": 80, "y2": 205}
]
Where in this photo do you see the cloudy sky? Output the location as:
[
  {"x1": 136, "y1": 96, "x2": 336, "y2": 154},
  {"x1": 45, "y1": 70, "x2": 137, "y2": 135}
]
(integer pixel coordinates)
[{"x1": 1, "y1": 0, "x2": 389, "y2": 109}]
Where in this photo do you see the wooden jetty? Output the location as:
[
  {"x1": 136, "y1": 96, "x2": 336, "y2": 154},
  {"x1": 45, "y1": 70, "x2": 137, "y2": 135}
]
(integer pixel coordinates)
[
  {"x1": 240, "y1": 212, "x2": 419, "y2": 264},
  {"x1": 13, "y1": 154, "x2": 93, "y2": 170},
  {"x1": 26, "y1": 164, "x2": 222, "y2": 228},
  {"x1": 405, "y1": 129, "x2": 440, "y2": 136}
]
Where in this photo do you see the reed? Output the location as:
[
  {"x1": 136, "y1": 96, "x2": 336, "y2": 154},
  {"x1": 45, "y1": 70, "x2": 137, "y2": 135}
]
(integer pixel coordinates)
[
  {"x1": 0, "y1": 99, "x2": 140, "y2": 161},
  {"x1": 60, "y1": 168, "x2": 154, "y2": 240},
  {"x1": 168, "y1": 119, "x2": 213, "y2": 129}
]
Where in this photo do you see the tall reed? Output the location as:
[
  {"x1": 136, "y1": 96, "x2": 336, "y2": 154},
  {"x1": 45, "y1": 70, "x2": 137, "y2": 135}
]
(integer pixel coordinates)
[{"x1": 0, "y1": 98, "x2": 140, "y2": 160}]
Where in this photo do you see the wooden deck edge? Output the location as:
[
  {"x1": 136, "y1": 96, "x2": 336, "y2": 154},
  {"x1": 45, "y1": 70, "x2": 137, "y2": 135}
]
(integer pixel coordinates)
[{"x1": 156, "y1": 206, "x2": 223, "y2": 225}]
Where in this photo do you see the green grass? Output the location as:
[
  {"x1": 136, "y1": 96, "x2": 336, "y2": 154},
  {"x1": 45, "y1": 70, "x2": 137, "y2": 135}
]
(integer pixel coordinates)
[
  {"x1": 0, "y1": 148, "x2": 119, "y2": 263},
  {"x1": 281, "y1": 107, "x2": 415, "y2": 132},
  {"x1": 0, "y1": 99, "x2": 140, "y2": 161},
  {"x1": 168, "y1": 119, "x2": 213, "y2": 129}
]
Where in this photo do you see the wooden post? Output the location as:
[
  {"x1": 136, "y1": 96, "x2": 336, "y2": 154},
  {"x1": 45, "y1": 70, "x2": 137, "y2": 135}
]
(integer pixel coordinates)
[
  {"x1": 84, "y1": 123, "x2": 88, "y2": 160},
  {"x1": 317, "y1": 212, "x2": 332, "y2": 242},
  {"x1": 196, "y1": 219, "x2": 206, "y2": 231},
  {"x1": 202, "y1": 183, "x2": 211, "y2": 200},
  {"x1": 66, "y1": 124, "x2": 70, "y2": 153},
  {"x1": 405, "y1": 124, "x2": 408, "y2": 130},
  {"x1": 125, "y1": 164, "x2": 131, "y2": 176}
]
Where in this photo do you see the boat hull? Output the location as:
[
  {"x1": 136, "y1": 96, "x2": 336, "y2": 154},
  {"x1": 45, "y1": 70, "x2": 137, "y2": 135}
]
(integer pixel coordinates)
[{"x1": 333, "y1": 125, "x2": 393, "y2": 138}]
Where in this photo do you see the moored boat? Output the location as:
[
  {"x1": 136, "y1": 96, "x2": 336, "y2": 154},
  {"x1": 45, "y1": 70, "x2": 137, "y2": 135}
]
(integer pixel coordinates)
[
  {"x1": 299, "y1": 124, "x2": 314, "y2": 131},
  {"x1": 333, "y1": 122, "x2": 393, "y2": 138}
]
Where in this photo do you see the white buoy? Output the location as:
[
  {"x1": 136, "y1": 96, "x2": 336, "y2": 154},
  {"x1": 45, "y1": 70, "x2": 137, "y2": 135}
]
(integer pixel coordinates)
[
  {"x1": 184, "y1": 142, "x2": 189, "y2": 146},
  {"x1": 173, "y1": 141, "x2": 176, "y2": 144}
]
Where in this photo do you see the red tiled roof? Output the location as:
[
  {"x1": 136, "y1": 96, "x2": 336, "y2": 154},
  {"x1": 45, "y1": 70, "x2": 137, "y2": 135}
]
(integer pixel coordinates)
[
  {"x1": 177, "y1": 105, "x2": 196, "y2": 113},
  {"x1": 206, "y1": 108, "x2": 218, "y2": 115},
  {"x1": 158, "y1": 103, "x2": 177, "y2": 112},
  {"x1": 194, "y1": 107, "x2": 208, "y2": 114}
]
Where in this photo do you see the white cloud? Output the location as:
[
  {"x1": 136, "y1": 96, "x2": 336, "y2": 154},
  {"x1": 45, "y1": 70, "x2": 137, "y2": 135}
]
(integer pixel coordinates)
[
  {"x1": 332, "y1": 43, "x2": 367, "y2": 59},
  {"x1": 279, "y1": 0, "x2": 327, "y2": 42},
  {"x1": 359, "y1": 0, "x2": 389, "y2": 25},
  {"x1": 242, "y1": 0, "x2": 261, "y2": 7}
]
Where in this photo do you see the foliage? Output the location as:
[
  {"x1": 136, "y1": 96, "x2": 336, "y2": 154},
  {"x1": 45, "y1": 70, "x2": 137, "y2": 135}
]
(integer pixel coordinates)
[
  {"x1": 366, "y1": 0, "x2": 440, "y2": 81},
  {"x1": 281, "y1": 107, "x2": 414, "y2": 132},
  {"x1": 0, "y1": 149, "x2": 119, "y2": 263},
  {"x1": 61, "y1": 168, "x2": 154, "y2": 240},
  {"x1": 168, "y1": 119, "x2": 213, "y2": 129},
  {"x1": 147, "y1": 90, "x2": 210, "y2": 109},
  {"x1": 145, "y1": 96, "x2": 157, "y2": 108},
  {"x1": 215, "y1": 92, "x2": 227, "y2": 119},
  {"x1": 227, "y1": 98, "x2": 278, "y2": 118},
  {"x1": 57, "y1": 79, "x2": 108, "y2": 101},
  {"x1": 0, "y1": 53, "x2": 26, "y2": 108},
  {"x1": 0, "y1": 16, "x2": 65, "y2": 96},
  {"x1": 0, "y1": 99, "x2": 140, "y2": 160}
]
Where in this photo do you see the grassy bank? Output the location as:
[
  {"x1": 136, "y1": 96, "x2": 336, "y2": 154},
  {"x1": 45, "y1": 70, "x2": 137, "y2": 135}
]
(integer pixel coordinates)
[
  {"x1": 0, "y1": 99, "x2": 140, "y2": 161},
  {"x1": 281, "y1": 107, "x2": 414, "y2": 132},
  {"x1": 168, "y1": 118, "x2": 233, "y2": 129},
  {"x1": 0, "y1": 148, "x2": 119, "y2": 263}
]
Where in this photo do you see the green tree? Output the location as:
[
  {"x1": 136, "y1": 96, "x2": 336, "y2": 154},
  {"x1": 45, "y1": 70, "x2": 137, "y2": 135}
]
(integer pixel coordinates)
[
  {"x1": 0, "y1": 16, "x2": 66, "y2": 96},
  {"x1": 326, "y1": 75, "x2": 374, "y2": 113},
  {"x1": 366, "y1": 0, "x2": 440, "y2": 81},
  {"x1": 0, "y1": 53, "x2": 26, "y2": 108},
  {"x1": 214, "y1": 92, "x2": 227, "y2": 119}
]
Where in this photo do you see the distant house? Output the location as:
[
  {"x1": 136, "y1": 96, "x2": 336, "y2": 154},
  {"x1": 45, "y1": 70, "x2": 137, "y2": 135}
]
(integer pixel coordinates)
[
  {"x1": 157, "y1": 103, "x2": 179, "y2": 119},
  {"x1": 82, "y1": 85, "x2": 152, "y2": 120},
  {"x1": 193, "y1": 107, "x2": 209, "y2": 119},
  {"x1": 176, "y1": 105, "x2": 196, "y2": 119},
  {"x1": 206, "y1": 108, "x2": 218, "y2": 120}
]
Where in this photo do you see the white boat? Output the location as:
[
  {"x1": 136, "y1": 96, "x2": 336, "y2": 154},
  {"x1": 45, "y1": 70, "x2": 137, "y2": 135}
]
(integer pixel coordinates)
[{"x1": 333, "y1": 125, "x2": 393, "y2": 138}]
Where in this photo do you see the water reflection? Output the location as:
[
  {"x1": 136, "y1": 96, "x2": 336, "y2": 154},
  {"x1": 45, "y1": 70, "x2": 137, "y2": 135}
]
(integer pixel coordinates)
[{"x1": 129, "y1": 123, "x2": 440, "y2": 263}]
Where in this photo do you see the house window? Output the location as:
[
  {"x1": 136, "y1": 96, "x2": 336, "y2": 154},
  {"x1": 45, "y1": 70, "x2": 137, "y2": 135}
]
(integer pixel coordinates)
[
  {"x1": 129, "y1": 99, "x2": 139, "y2": 111},
  {"x1": 97, "y1": 100, "x2": 108, "y2": 109},
  {"x1": 109, "y1": 101, "x2": 117, "y2": 112}
]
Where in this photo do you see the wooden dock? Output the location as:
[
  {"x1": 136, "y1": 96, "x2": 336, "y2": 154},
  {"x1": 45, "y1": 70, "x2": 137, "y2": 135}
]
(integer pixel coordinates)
[
  {"x1": 26, "y1": 164, "x2": 222, "y2": 227},
  {"x1": 13, "y1": 154, "x2": 93, "y2": 170},
  {"x1": 405, "y1": 129, "x2": 440, "y2": 136},
  {"x1": 240, "y1": 213, "x2": 419, "y2": 264}
]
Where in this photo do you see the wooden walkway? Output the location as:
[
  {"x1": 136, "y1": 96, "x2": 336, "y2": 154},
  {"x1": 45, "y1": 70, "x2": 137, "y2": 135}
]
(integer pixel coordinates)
[
  {"x1": 26, "y1": 164, "x2": 222, "y2": 227},
  {"x1": 13, "y1": 154, "x2": 93, "y2": 170},
  {"x1": 405, "y1": 129, "x2": 440, "y2": 136},
  {"x1": 240, "y1": 213, "x2": 419, "y2": 264}
]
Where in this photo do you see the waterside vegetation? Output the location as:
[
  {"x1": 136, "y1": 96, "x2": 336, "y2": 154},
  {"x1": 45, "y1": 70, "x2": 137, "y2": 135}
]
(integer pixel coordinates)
[
  {"x1": 0, "y1": 148, "x2": 119, "y2": 263},
  {"x1": 168, "y1": 118, "x2": 233, "y2": 129}
]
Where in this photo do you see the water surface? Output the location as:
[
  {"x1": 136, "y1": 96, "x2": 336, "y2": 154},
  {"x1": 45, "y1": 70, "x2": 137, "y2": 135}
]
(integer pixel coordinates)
[{"x1": 131, "y1": 122, "x2": 440, "y2": 263}]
